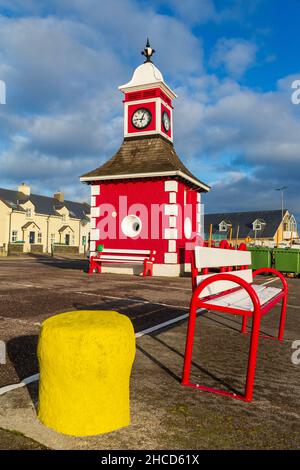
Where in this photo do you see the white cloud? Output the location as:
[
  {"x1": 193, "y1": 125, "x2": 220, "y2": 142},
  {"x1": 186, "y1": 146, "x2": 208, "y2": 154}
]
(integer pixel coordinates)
[{"x1": 210, "y1": 38, "x2": 257, "y2": 78}]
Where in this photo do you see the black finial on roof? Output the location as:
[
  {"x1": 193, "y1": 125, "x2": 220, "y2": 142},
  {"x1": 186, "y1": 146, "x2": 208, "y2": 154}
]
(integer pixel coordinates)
[{"x1": 141, "y1": 38, "x2": 155, "y2": 63}]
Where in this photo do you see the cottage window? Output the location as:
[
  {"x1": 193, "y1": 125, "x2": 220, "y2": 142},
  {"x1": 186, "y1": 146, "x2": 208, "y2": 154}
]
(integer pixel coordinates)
[
  {"x1": 26, "y1": 208, "x2": 32, "y2": 218},
  {"x1": 37, "y1": 232, "x2": 42, "y2": 244},
  {"x1": 12, "y1": 231, "x2": 18, "y2": 242},
  {"x1": 219, "y1": 222, "x2": 228, "y2": 232},
  {"x1": 50, "y1": 234, "x2": 55, "y2": 245}
]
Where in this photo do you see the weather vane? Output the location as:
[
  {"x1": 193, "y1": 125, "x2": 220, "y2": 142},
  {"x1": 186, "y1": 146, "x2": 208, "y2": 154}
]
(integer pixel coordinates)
[{"x1": 141, "y1": 38, "x2": 155, "y2": 63}]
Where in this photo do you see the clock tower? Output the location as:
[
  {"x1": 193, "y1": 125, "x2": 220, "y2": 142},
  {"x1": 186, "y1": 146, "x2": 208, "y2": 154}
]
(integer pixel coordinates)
[
  {"x1": 81, "y1": 40, "x2": 210, "y2": 277},
  {"x1": 120, "y1": 39, "x2": 176, "y2": 142}
]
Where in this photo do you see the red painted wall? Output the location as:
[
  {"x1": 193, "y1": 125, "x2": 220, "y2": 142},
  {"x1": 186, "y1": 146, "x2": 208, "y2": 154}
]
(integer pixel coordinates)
[
  {"x1": 92, "y1": 178, "x2": 200, "y2": 265},
  {"x1": 127, "y1": 102, "x2": 156, "y2": 134}
]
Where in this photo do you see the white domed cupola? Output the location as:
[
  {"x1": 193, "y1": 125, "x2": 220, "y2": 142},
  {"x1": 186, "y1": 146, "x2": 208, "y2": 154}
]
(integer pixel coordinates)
[{"x1": 119, "y1": 39, "x2": 177, "y2": 142}]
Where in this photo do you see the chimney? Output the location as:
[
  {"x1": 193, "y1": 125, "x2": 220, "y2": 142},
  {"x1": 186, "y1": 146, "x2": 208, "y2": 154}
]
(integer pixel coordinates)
[
  {"x1": 18, "y1": 183, "x2": 30, "y2": 196},
  {"x1": 54, "y1": 191, "x2": 64, "y2": 203}
]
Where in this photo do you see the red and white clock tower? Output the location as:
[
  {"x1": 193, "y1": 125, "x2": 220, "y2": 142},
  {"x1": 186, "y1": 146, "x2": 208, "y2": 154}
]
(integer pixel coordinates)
[{"x1": 81, "y1": 41, "x2": 210, "y2": 276}]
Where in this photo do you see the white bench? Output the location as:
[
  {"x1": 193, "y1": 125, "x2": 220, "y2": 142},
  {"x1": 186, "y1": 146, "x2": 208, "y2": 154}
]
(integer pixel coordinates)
[
  {"x1": 182, "y1": 246, "x2": 288, "y2": 402},
  {"x1": 89, "y1": 248, "x2": 156, "y2": 277}
]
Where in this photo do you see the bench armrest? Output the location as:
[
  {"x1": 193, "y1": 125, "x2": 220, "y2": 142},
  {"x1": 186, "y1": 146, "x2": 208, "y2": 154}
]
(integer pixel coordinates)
[
  {"x1": 191, "y1": 272, "x2": 261, "y2": 314},
  {"x1": 252, "y1": 268, "x2": 288, "y2": 293}
]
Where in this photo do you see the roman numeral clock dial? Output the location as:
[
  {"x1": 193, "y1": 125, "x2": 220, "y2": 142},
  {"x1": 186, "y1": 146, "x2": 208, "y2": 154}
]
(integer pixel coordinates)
[{"x1": 131, "y1": 107, "x2": 152, "y2": 129}]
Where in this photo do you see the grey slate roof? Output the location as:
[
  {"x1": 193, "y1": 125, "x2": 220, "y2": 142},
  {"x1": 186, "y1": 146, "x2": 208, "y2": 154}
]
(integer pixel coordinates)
[
  {"x1": 0, "y1": 187, "x2": 90, "y2": 220},
  {"x1": 204, "y1": 210, "x2": 287, "y2": 239},
  {"x1": 81, "y1": 135, "x2": 210, "y2": 192}
]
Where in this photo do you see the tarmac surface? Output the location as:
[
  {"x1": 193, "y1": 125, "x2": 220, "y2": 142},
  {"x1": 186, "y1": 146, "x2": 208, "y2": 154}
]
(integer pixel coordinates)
[{"x1": 0, "y1": 255, "x2": 299, "y2": 450}]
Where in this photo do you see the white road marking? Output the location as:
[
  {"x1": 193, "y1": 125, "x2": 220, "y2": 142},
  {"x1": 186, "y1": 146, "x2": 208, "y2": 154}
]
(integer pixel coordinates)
[
  {"x1": 0, "y1": 276, "x2": 286, "y2": 397},
  {"x1": 0, "y1": 308, "x2": 194, "y2": 396},
  {"x1": 0, "y1": 316, "x2": 41, "y2": 327},
  {"x1": 0, "y1": 373, "x2": 39, "y2": 396}
]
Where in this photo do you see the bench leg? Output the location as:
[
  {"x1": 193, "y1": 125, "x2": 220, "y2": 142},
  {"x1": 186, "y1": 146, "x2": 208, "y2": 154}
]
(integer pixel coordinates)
[
  {"x1": 88, "y1": 258, "x2": 101, "y2": 274},
  {"x1": 244, "y1": 310, "x2": 261, "y2": 402},
  {"x1": 241, "y1": 316, "x2": 247, "y2": 334},
  {"x1": 278, "y1": 293, "x2": 287, "y2": 341},
  {"x1": 142, "y1": 261, "x2": 153, "y2": 277},
  {"x1": 182, "y1": 305, "x2": 197, "y2": 386}
]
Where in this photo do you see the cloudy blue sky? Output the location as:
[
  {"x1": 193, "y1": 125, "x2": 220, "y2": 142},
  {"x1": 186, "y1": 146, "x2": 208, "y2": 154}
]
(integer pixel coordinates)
[{"x1": 0, "y1": 0, "x2": 299, "y2": 218}]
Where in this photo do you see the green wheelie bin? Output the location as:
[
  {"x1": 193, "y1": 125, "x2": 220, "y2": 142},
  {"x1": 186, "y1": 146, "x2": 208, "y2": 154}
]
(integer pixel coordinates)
[
  {"x1": 247, "y1": 246, "x2": 273, "y2": 270},
  {"x1": 273, "y1": 248, "x2": 300, "y2": 276}
]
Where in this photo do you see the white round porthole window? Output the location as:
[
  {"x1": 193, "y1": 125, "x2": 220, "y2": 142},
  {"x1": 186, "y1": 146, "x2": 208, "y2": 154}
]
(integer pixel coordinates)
[
  {"x1": 184, "y1": 217, "x2": 192, "y2": 239},
  {"x1": 121, "y1": 215, "x2": 142, "y2": 238}
]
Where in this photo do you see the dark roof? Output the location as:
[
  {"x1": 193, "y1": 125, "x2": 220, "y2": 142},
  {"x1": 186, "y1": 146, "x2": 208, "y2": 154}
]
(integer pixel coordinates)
[
  {"x1": 0, "y1": 187, "x2": 90, "y2": 220},
  {"x1": 204, "y1": 210, "x2": 288, "y2": 239},
  {"x1": 80, "y1": 135, "x2": 210, "y2": 192}
]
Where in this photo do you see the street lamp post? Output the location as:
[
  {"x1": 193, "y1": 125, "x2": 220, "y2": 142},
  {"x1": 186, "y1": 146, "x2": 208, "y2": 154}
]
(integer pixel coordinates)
[{"x1": 275, "y1": 186, "x2": 287, "y2": 244}]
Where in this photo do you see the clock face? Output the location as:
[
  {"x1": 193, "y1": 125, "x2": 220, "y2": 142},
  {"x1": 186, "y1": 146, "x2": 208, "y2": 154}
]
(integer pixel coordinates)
[
  {"x1": 162, "y1": 111, "x2": 170, "y2": 132},
  {"x1": 131, "y1": 107, "x2": 152, "y2": 129}
]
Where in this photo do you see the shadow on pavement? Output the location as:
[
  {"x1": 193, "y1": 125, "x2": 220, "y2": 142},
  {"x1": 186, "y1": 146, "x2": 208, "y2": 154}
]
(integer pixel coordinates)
[{"x1": 7, "y1": 335, "x2": 39, "y2": 406}]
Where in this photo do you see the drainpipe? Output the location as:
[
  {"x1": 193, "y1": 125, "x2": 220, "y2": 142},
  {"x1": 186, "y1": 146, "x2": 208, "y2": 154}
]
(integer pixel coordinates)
[
  {"x1": 79, "y1": 219, "x2": 81, "y2": 254},
  {"x1": 8, "y1": 209, "x2": 12, "y2": 254},
  {"x1": 46, "y1": 216, "x2": 50, "y2": 254}
]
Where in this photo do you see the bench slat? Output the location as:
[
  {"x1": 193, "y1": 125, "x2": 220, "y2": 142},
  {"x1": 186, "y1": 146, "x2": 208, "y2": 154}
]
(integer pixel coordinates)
[
  {"x1": 95, "y1": 255, "x2": 148, "y2": 262},
  {"x1": 205, "y1": 285, "x2": 281, "y2": 311},
  {"x1": 102, "y1": 248, "x2": 152, "y2": 255},
  {"x1": 196, "y1": 269, "x2": 253, "y2": 297},
  {"x1": 195, "y1": 247, "x2": 251, "y2": 269}
]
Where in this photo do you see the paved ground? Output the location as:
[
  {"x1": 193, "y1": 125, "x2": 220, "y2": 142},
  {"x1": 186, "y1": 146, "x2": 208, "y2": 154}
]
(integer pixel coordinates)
[{"x1": 0, "y1": 255, "x2": 299, "y2": 449}]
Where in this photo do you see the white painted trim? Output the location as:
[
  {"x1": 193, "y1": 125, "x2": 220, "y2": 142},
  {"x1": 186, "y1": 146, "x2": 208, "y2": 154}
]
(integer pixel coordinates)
[
  {"x1": 91, "y1": 218, "x2": 96, "y2": 229},
  {"x1": 124, "y1": 102, "x2": 128, "y2": 136},
  {"x1": 90, "y1": 229, "x2": 100, "y2": 241},
  {"x1": 196, "y1": 212, "x2": 201, "y2": 222},
  {"x1": 91, "y1": 196, "x2": 96, "y2": 207},
  {"x1": 81, "y1": 170, "x2": 210, "y2": 191},
  {"x1": 164, "y1": 252, "x2": 178, "y2": 264},
  {"x1": 164, "y1": 180, "x2": 178, "y2": 192},
  {"x1": 91, "y1": 206, "x2": 100, "y2": 217},
  {"x1": 119, "y1": 81, "x2": 177, "y2": 100},
  {"x1": 157, "y1": 99, "x2": 161, "y2": 134},
  {"x1": 164, "y1": 204, "x2": 178, "y2": 216},
  {"x1": 168, "y1": 240, "x2": 176, "y2": 252},
  {"x1": 169, "y1": 192, "x2": 177, "y2": 203},
  {"x1": 164, "y1": 228, "x2": 178, "y2": 239},
  {"x1": 169, "y1": 216, "x2": 177, "y2": 228},
  {"x1": 197, "y1": 192, "x2": 201, "y2": 202},
  {"x1": 91, "y1": 185, "x2": 100, "y2": 196},
  {"x1": 90, "y1": 241, "x2": 96, "y2": 251}
]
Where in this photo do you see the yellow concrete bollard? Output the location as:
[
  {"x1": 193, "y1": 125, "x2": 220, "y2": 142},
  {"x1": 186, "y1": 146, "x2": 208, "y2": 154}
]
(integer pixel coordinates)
[{"x1": 37, "y1": 310, "x2": 135, "y2": 436}]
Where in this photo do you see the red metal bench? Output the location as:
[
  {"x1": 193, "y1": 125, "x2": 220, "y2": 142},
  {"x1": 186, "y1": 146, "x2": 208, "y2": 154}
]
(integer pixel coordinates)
[
  {"x1": 182, "y1": 246, "x2": 288, "y2": 402},
  {"x1": 89, "y1": 248, "x2": 156, "y2": 277}
]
